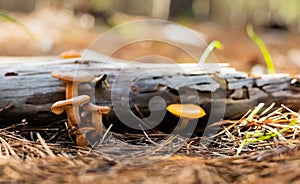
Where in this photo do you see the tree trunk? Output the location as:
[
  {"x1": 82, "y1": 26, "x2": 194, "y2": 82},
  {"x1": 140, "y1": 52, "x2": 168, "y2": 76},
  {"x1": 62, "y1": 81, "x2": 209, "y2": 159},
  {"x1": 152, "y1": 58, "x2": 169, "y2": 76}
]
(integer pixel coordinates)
[{"x1": 0, "y1": 57, "x2": 299, "y2": 134}]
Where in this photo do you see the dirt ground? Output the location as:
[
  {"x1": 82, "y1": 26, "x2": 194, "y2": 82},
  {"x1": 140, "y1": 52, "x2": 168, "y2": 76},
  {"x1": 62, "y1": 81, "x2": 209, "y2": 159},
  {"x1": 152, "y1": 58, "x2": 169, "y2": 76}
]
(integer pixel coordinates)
[
  {"x1": 0, "y1": 8, "x2": 300, "y2": 184},
  {"x1": 1, "y1": 154, "x2": 299, "y2": 184}
]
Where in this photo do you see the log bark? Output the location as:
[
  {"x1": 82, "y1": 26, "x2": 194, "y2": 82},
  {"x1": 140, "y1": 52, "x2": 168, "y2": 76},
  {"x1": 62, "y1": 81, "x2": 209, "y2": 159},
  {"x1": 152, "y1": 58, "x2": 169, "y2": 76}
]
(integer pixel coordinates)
[{"x1": 0, "y1": 56, "x2": 299, "y2": 134}]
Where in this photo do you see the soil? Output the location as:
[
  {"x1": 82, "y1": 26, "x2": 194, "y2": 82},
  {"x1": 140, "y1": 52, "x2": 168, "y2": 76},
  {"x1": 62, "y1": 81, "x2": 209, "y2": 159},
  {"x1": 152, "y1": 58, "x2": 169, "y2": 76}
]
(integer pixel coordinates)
[{"x1": 0, "y1": 8, "x2": 300, "y2": 184}]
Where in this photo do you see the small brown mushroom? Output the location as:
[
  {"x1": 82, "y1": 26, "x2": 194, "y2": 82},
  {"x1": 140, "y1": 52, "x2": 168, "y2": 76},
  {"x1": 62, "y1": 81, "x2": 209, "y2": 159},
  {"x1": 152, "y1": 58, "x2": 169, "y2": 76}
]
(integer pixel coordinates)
[
  {"x1": 83, "y1": 103, "x2": 111, "y2": 135},
  {"x1": 60, "y1": 50, "x2": 81, "y2": 59},
  {"x1": 75, "y1": 127, "x2": 95, "y2": 147},
  {"x1": 93, "y1": 74, "x2": 110, "y2": 88},
  {"x1": 167, "y1": 104, "x2": 206, "y2": 131},
  {"x1": 51, "y1": 71, "x2": 94, "y2": 99},
  {"x1": 51, "y1": 95, "x2": 90, "y2": 129}
]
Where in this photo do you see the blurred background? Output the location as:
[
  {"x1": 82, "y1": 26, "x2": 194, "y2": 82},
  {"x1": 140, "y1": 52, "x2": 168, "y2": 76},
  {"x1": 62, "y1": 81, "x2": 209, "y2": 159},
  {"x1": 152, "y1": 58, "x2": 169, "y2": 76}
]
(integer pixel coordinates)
[{"x1": 0, "y1": 0, "x2": 299, "y2": 74}]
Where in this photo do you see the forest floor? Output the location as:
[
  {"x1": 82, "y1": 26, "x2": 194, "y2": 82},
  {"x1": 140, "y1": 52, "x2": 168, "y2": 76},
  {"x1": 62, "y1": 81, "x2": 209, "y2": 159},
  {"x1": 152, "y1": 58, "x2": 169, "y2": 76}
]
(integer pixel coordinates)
[{"x1": 0, "y1": 8, "x2": 300, "y2": 183}]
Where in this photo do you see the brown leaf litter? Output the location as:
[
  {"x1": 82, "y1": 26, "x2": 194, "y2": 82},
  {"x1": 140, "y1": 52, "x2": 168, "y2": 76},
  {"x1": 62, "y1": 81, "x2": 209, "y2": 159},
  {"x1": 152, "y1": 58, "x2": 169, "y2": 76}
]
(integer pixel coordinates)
[{"x1": 0, "y1": 103, "x2": 299, "y2": 183}]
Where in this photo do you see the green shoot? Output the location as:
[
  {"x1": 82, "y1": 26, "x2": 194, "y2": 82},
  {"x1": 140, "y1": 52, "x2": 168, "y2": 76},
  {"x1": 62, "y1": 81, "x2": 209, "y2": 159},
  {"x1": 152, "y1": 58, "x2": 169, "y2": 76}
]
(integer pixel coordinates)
[
  {"x1": 236, "y1": 119, "x2": 298, "y2": 156},
  {"x1": 246, "y1": 24, "x2": 275, "y2": 74},
  {"x1": 0, "y1": 11, "x2": 38, "y2": 41},
  {"x1": 198, "y1": 40, "x2": 223, "y2": 64},
  {"x1": 0, "y1": 12, "x2": 18, "y2": 22}
]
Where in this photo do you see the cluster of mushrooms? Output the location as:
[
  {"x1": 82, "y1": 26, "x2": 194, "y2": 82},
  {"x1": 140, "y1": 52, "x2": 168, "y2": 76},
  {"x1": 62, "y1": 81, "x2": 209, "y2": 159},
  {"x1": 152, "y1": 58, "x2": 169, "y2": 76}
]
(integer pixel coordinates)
[
  {"x1": 50, "y1": 71, "x2": 110, "y2": 147},
  {"x1": 50, "y1": 70, "x2": 207, "y2": 146}
]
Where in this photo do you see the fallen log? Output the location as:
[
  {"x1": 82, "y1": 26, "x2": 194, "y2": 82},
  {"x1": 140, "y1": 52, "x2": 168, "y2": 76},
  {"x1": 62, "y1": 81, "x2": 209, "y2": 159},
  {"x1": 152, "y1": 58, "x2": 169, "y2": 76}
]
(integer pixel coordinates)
[{"x1": 0, "y1": 56, "x2": 299, "y2": 135}]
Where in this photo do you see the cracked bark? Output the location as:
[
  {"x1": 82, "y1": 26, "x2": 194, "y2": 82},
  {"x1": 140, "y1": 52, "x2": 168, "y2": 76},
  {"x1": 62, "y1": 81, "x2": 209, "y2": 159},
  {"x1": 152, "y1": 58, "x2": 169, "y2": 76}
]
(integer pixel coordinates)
[{"x1": 0, "y1": 57, "x2": 299, "y2": 134}]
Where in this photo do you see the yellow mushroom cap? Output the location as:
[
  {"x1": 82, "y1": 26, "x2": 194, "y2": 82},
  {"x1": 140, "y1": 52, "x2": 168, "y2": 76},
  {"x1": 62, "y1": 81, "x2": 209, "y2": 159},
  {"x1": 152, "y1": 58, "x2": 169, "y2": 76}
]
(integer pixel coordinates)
[{"x1": 166, "y1": 104, "x2": 206, "y2": 119}]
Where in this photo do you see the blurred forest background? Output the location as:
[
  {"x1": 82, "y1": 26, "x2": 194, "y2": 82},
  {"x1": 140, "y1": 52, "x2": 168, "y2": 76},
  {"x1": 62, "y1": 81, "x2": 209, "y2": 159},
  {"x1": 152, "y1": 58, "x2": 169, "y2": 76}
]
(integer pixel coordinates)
[
  {"x1": 2, "y1": 0, "x2": 300, "y2": 26},
  {"x1": 0, "y1": 0, "x2": 299, "y2": 74}
]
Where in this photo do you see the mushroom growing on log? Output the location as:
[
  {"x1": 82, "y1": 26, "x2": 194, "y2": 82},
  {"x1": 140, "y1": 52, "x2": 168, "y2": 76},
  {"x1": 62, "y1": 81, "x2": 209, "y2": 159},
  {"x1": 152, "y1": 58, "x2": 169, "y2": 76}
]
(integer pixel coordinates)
[
  {"x1": 167, "y1": 104, "x2": 206, "y2": 131},
  {"x1": 82, "y1": 103, "x2": 111, "y2": 136},
  {"x1": 51, "y1": 95, "x2": 92, "y2": 146},
  {"x1": 51, "y1": 95, "x2": 90, "y2": 130},
  {"x1": 51, "y1": 71, "x2": 94, "y2": 99},
  {"x1": 0, "y1": 57, "x2": 299, "y2": 136}
]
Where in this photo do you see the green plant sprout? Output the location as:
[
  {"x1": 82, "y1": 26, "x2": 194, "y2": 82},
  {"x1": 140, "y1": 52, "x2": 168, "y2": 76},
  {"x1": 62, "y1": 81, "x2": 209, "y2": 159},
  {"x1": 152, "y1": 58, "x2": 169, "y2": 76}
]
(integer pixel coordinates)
[
  {"x1": 0, "y1": 11, "x2": 37, "y2": 40},
  {"x1": 247, "y1": 24, "x2": 275, "y2": 74},
  {"x1": 236, "y1": 119, "x2": 298, "y2": 156},
  {"x1": 198, "y1": 40, "x2": 223, "y2": 64}
]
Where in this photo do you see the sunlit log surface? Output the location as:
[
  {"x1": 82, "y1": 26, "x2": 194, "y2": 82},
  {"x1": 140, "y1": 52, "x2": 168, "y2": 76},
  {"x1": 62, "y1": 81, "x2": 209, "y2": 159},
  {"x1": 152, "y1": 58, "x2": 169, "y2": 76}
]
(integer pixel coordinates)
[{"x1": 0, "y1": 56, "x2": 299, "y2": 134}]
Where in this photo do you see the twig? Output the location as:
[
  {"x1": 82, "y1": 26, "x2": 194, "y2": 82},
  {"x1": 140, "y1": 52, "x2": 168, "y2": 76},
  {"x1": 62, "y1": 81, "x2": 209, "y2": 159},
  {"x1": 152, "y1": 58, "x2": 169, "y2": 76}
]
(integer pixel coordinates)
[
  {"x1": 0, "y1": 101, "x2": 14, "y2": 112},
  {"x1": 36, "y1": 133, "x2": 56, "y2": 157},
  {"x1": 139, "y1": 124, "x2": 158, "y2": 145},
  {"x1": 259, "y1": 103, "x2": 275, "y2": 117},
  {"x1": 94, "y1": 123, "x2": 113, "y2": 148},
  {"x1": 0, "y1": 136, "x2": 18, "y2": 159},
  {"x1": 240, "y1": 103, "x2": 265, "y2": 126},
  {"x1": 281, "y1": 104, "x2": 300, "y2": 118}
]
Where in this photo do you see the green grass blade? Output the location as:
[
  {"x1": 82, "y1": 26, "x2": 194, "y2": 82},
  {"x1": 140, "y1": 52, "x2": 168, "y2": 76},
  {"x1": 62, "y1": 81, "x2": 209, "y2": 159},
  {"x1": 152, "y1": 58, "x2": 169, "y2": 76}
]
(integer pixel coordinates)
[
  {"x1": 236, "y1": 120, "x2": 297, "y2": 156},
  {"x1": 198, "y1": 40, "x2": 223, "y2": 64},
  {"x1": 0, "y1": 12, "x2": 18, "y2": 22},
  {"x1": 0, "y1": 11, "x2": 38, "y2": 41},
  {"x1": 246, "y1": 24, "x2": 275, "y2": 74}
]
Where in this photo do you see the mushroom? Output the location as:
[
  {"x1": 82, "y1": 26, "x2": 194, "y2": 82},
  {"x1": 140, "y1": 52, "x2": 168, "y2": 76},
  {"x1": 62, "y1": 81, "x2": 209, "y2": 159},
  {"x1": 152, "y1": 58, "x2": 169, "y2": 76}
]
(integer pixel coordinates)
[
  {"x1": 60, "y1": 50, "x2": 81, "y2": 59},
  {"x1": 93, "y1": 74, "x2": 110, "y2": 88},
  {"x1": 166, "y1": 104, "x2": 206, "y2": 131},
  {"x1": 51, "y1": 71, "x2": 94, "y2": 99},
  {"x1": 51, "y1": 95, "x2": 90, "y2": 129},
  {"x1": 82, "y1": 103, "x2": 111, "y2": 135},
  {"x1": 75, "y1": 127, "x2": 95, "y2": 147}
]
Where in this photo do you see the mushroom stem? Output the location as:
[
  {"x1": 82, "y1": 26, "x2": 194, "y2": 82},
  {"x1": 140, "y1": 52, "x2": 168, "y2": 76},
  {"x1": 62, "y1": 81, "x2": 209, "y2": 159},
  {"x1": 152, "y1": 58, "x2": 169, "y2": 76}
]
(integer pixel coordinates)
[
  {"x1": 76, "y1": 132, "x2": 90, "y2": 147},
  {"x1": 92, "y1": 111, "x2": 103, "y2": 135},
  {"x1": 87, "y1": 111, "x2": 103, "y2": 136},
  {"x1": 82, "y1": 103, "x2": 110, "y2": 136},
  {"x1": 51, "y1": 95, "x2": 90, "y2": 138},
  {"x1": 177, "y1": 118, "x2": 190, "y2": 131},
  {"x1": 66, "y1": 105, "x2": 81, "y2": 127},
  {"x1": 66, "y1": 83, "x2": 79, "y2": 99},
  {"x1": 75, "y1": 127, "x2": 94, "y2": 147}
]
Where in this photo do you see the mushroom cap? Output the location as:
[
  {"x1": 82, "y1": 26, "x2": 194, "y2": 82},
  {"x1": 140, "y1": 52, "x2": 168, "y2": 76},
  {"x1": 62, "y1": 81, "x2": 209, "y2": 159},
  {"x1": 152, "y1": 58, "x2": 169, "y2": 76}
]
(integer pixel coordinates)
[
  {"x1": 166, "y1": 104, "x2": 206, "y2": 119},
  {"x1": 60, "y1": 50, "x2": 81, "y2": 59},
  {"x1": 51, "y1": 95, "x2": 90, "y2": 114},
  {"x1": 51, "y1": 71, "x2": 94, "y2": 83},
  {"x1": 83, "y1": 103, "x2": 111, "y2": 114}
]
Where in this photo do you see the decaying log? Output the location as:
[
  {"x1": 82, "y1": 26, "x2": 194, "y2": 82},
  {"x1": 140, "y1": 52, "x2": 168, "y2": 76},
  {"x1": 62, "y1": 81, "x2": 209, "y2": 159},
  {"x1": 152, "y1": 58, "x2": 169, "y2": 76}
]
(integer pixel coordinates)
[{"x1": 0, "y1": 56, "x2": 299, "y2": 134}]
